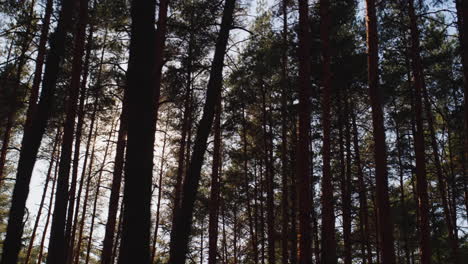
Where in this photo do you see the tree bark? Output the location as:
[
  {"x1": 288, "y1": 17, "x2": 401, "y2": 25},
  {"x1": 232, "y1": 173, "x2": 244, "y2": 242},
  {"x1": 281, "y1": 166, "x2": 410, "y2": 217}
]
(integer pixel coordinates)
[
  {"x1": 101, "y1": 89, "x2": 128, "y2": 264},
  {"x1": 167, "y1": 0, "x2": 235, "y2": 262},
  {"x1": 297, "y1": 0, "x2": 313, "y2": 263},
  {"x1": 280, "y1": 2, "x2": 290, "y2": 263},
  {"x1": 455, "y1": 1, "x2": 468, "y2": 216},
  {"x1": 85, "y1": 120, "x2": 115, "y2": 264},
  {"x1": 117, "y1": 0, "x2": 157, "y2": 262},
  {"x1": 0, "y1": 0, "x2": 76, "y2": 262},
  {"x1": 352, "y1": 109, "x2": 373, "y2": 264},
  {"x1": 24, "y1": 129, "x2": 61, "y2": 264},
  {"x1": 407, "y1": 1, "x2": 432, "y2": 263},
  {"x1": 319, "y1": 0, "x2": 337, "y2": 262},
  {"x1": 208, "y1": 94, "x2": 222, "y2": 264},
  {"x1": 65, "y1": 21, "x2": 97, "y2": 259},
  {"x1": 37, "y1": 146, "x2": 60, "y2": 264},
  {"x1": 46, "y1": 0, "x2": 89, "y2": 262},
  {"x1": 73, "y1": 122, "x2": 99, "y2": 264},
  {"x1": 150, "y1": 118, "x2": 169, "y2": 263},
  {"x1": 364, "y1": 0, "x2": 396, "y2": 263}
]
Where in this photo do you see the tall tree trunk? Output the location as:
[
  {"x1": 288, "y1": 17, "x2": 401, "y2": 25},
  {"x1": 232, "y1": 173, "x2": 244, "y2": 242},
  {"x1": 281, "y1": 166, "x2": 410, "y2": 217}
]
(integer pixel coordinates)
[
  {"x1": 167, "y1": 0, "x2": 235, "y2": 262},
  {"x1": 37, "y1": 146, "x2": 60, "y2": 264},
  {"x1": 24, "y1": 129, "x2": 61, "y2": 264},
  {"x1": 73, "y1": 121, "x2": 99, "y2": 264},
  {"x1": 65, "y1": 19, "x2": 96, "y2": 262},
  {"x1": 280, "y1": 2, "x2": 290, "y2": 264},
  {"x1": 85, "y1": 120, "x2": 115, "y2": 264},
  {"x1": 455, "y1": 1, "x2": 468, "y2": 215},
  {"x1": 394, "y1": 118, "x2": 412, "y2": 264},
  {"x1": 150, "y1": 118, "x2": 169, "y2": 263},
  {"x1": 319, "y1": 0, "x2": 337, "y2": 262},
  {"x1": 68, "y1": 100, "x2": 99, "y2": 263},
  {"x1": 260, "y1": 84, "x2": 275, "y2": 264},
  {"x1": 46, "y1": 0, "x2": 89, "y2": 262},
  {"x1": 101, "y1": 89, "x2": 128, "y2": 264},
  {"x1": 364, "y1": 0, "x2": 396, "y2": 263},
  {"x1": 352, "y1": 109, "x2": 373, "y2": 264},
  {"x1": 208, "y1": 94, "x2": 222, "y2": 264},
  {"x1": 289, "y1": 117, "x2": 298, "y2": 264},
  {"x1": 241, "y1": 104, "x2": 258, "y2": 264},
  {"x1": 0, "y1": 0, "x2": 76, "y2": 262},
  {"x1": 297, "y1": 0, "x2": 313, "y2": 263},
  {"x1": 24, "y1": 0, "x2": 53, "y2": 130},
  {"x1": 407, "y1": 1, "x2": 432, "y2": 263},
  {"x1": 343, "y1": 95, "x2": 353, "y2": 264},
  {"x1": 117, "y1": 0, "x2": 157, "y2": 262}
]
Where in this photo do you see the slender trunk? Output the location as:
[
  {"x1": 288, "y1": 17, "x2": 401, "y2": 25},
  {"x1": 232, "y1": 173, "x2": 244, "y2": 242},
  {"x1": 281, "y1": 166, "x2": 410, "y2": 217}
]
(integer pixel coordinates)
[
  {"x1": 208, "y1": 94, "x2": 222, "y2": 264},
  {"x1": 364, "y1": 0, "x2": 396, "y2": 262},
  {"x1": 150, "y1": 118, "x2": 168, "y2": 263},
  {"x1": 73, "y1": 122, "x2": 99, "y2": 264},
  {"x1": 0, "y1": 0, "x2": 76, "y2": 261},
  {"x1": 46, "y1": 0, "x2": 89, "y2": 262},
  {"x1": 65, "y1": 21, "x2": 96, "y2": 261},
  {"x1": 259, "y1": 160, "x2": 266, "y2": 264},
  {"x1": 25, "y1": 0, "x2": 53, "y2": 129},
  {"x1": 280, "y1": 2, "x2": 290, "y2": 264},
  {"x1": 25, "y1": 129, "x2": 61, "y2": 264},
  {"x1": 37, "y1": 146, "x2": 60, "y2": 264},
  {"x1": 260, "y1": 84, "x2": 276, "y2": 264},
  {"x1": 242, "y1": 104, "x2": 258, "y2": 264},
  {"x1": 289, "y1": 117, "x2": 298, "y2": 264},
  {"x1": 85, "y1": 120, "x2": 115, "y2": 264},
  {"x1": 394, "y1": 119, "x2": 411, "y2": 264},
  {"x1": 101, "y1": 87, "x2": 128, "y2": 264},
  {"x1": 407, "y1": 1, "x2": 432, "y2": 263},
  {"x1": 352, "y1": 110, "x2": 373, "y2": 264},
  {"x1": 68, "y1": 101, "x2": 98, "y2": 263},
  {"x1": 167, "y1": 1, "x2": 235, "y2": 262},
  {"x1": 343, "y1": 95, "x2": 353, "y2": 264}
]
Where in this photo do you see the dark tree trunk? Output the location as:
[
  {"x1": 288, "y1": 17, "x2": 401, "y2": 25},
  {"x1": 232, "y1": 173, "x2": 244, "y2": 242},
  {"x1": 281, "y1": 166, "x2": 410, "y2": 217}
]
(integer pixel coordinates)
[
  {"x1": 117, "y1": 0, "x2": 157, "y2": 262},
  {"x1": 289, "y1": 117, "x2": 298, "y2": 264},
  {"x1": 260, "y1": 84, "x2": 276, "y2": 264},
  {"x1": 280, "y1": 2, "x2": 290, "y2": 264},
  {"x1": 37, "y1": 147, "x2": 60, "y2": 264},
  {"x1": 208, "y1": 95, "x2": 222, "y2": 264},
  {"x1": 352, "y1": 110, "x2": 373, "y2": 264},
  {"x1": 24, "y1": 0, "x2": 53, "y2": 129},
  {"x1": 46, "y1": 0, "x2": 89, "y2": 262},
  {"x1": 297, "y1": 0, "x2": 313, "y2": 263},
  {"x1": 25, "y1": 129, "x2": 61, "y2": 264},
  {"x1": 455, "y1": 1, "x2": 468, "y2": 215},
  {"x1": 151, "y1": 118, "x2": 169, "y2": 263},
  {"x1": 85, "y1": 121, "x2": 115, "y2": 264},
  {"x1": 241, "y1": 104, "x2": 258, "y2": 264},
  {"x1": 407, "y1": 1, "x2": 432, "y2": 263},
  {"x1": 0, "y1": 0, "x2": 76, "y2": 262},
  {"x1": 65, "y1": 22, "x2": 97, "y2": 258},
  {"x1": 101, "y1": 90, "x2": 128, "y2": 264},
  {"x1": 364, "y1": 0, "x2": 396, "y2": 263},
  {"x1": 167, "y1": 0, "x2": 235, "y2": 262},
  {"x1": 343, "y1": 95, "x2": 353, "y2": 264},
  {"x1": 68, "y1": 101, "x2": 98, "y2": 263},
  {"x1": 73, "y1": 122, "x2": 99, "y2": 264},
  {"x1": 319, "y1": 0, "x2": 337, "y2": 261}
]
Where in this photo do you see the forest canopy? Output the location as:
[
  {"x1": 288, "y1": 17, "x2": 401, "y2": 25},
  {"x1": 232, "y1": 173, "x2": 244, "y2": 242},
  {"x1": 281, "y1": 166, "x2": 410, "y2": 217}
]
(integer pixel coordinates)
[{"x1": 0, "y1": 0, "x2": 467, "y2": 263}]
